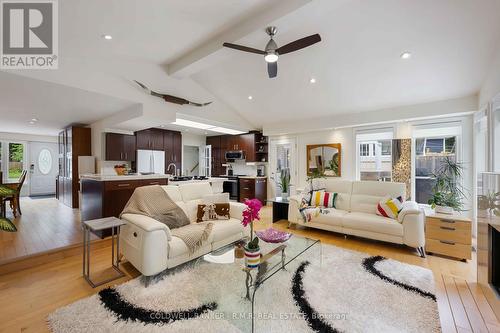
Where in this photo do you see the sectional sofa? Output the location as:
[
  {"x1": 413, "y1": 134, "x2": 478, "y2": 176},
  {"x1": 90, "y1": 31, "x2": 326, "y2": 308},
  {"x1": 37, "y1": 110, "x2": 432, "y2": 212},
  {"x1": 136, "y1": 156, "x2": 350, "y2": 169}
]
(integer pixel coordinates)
[
  {"x1": 120, "y1": 183, "x2": 248, "y2": 278},
  {"x1": 288, "y1": 180, "x2": 425, "y2": 256}
]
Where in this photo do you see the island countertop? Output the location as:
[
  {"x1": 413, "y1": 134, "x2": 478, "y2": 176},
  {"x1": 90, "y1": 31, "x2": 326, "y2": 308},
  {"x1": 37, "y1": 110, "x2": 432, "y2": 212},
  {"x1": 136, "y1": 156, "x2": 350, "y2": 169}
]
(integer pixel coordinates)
[{"x1": 80, "y1": 173, "x2": 170, "y2": 181}]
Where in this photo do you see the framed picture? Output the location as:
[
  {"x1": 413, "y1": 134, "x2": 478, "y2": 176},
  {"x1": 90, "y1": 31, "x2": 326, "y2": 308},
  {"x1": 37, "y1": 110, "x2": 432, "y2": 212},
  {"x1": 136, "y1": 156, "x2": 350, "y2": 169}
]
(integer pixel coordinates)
[{"x1": 307, "y1": 143, "x2": 341, "y2": 177}]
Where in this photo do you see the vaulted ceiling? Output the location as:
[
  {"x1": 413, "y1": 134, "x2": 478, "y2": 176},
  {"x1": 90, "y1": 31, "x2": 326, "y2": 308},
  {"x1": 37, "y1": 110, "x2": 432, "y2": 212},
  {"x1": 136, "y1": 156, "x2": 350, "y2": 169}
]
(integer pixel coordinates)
[{"x1": 2, "y1": 0, "x2": 500, "y2": 136}]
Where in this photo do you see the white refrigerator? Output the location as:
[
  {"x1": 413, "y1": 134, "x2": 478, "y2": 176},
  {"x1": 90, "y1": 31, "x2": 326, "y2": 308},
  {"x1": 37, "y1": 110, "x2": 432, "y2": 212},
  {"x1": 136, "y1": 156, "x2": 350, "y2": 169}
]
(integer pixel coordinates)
[{"x1": 137, "y1": 150, "x2": 165, "y2": 174}]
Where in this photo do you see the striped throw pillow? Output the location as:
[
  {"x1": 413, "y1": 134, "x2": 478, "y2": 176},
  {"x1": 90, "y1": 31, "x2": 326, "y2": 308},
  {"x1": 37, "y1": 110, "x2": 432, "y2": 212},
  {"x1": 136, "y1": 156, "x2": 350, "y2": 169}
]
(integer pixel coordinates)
[
  {"x1": 377, "y1": 196, "x2": 403, "y2": 219},
  {"x1": 311, "y1": 191, "x2": 337, "y2": 208}
]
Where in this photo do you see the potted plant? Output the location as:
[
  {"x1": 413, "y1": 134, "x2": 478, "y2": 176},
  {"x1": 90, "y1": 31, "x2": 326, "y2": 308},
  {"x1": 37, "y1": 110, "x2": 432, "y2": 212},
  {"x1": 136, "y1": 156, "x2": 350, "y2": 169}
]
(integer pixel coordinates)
[
  {"x1": 241, "y1": 198, "x2": 262, "y2": 268},
  {"x1": 278, "y1": 168, "x2": 291, "y2": 199},
  {"x1": 244, "y1": 236, "x2": 261, "y2": 268},
  {"x1": 428, "y1": 156, "x2": 466, "y2": 214},
  {"x1": 478, "y1": 191, "x2": 500, "y2": 217}
]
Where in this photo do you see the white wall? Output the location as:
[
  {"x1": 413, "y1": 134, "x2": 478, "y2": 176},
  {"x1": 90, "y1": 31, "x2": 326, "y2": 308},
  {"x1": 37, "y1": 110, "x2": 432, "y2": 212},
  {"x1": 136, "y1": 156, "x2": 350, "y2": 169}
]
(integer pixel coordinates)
[
  {"x1": 271, "y1": 127, "x2": 355, "y2": 189},
  {"x1": 479, "y1": 44, "x2": 500, "y2": 108},
  {"x1": 0, "y1": 132, "x2": 57, "y2": 143},
  {"x1": 263, "y1": 95, "x2": 477, "y2": 136},
  {"x1": 181, "y1": 132, "x2": 206, "y2": 175}
]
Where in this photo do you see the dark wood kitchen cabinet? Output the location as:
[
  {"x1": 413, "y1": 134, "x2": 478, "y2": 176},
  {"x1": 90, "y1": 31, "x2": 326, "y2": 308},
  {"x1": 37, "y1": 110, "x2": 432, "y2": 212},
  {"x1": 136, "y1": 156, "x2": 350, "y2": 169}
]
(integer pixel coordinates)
[
  {"x1": 105, "y1": 133, "x2": 136, "y2": 161},
  {"x1": 57, "y1": 126, "x2": 91, "y2": 208},
  {"x1": 210, "y1": 132, "x2": 268, "y2": 164},
  {"x1": 164, "y1": 130, "x2": 182, "y2": 172},
  {"x1": 135, "y1": 129, "x2": 164, "y2": 150},
  {"x1": 206, "y1": 135, "x2": 223, "y2": 176},
  {"x1": 239, "y1": 177, "x2": 267, "y2": 205}
]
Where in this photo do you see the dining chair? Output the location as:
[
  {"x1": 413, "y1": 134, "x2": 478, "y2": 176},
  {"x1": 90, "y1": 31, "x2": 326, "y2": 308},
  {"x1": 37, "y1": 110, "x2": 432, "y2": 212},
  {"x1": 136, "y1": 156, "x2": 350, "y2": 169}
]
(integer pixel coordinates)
[{"x1": 2, "y1": 170, "x2": 27, "y2": 217}]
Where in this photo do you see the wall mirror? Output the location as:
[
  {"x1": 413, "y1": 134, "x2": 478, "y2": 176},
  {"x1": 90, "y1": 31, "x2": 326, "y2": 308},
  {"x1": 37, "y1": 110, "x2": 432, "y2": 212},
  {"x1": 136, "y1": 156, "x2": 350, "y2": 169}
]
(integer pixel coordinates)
[{"x1": 307, "y1": 144, "x2": 341, "y2": 177}]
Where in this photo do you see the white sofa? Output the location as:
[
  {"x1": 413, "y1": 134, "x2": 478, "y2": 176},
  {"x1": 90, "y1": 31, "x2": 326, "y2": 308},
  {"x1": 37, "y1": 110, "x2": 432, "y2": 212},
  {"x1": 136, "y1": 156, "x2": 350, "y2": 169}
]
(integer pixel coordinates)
[
  {"x1": 120, "y1": 183, "x2": 248, "y2": 278},
  {"x1": 288, "y1": 180, "x2": 425, "y2": 256}
]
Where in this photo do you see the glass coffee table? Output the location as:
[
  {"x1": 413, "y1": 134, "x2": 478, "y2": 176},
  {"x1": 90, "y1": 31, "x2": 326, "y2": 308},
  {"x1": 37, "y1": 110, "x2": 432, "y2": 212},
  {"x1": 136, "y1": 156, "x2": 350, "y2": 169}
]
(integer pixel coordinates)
[{"x1": 196, "y1": 234, "x2": 322, "y2": 332}]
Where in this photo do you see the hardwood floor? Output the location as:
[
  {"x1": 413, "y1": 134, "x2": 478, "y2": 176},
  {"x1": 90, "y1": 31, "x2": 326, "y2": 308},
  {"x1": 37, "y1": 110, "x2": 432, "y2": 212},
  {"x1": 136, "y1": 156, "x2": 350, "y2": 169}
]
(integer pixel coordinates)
[
  {"x1": 0, "y1": 197, "x2": 96, "y2": 264},
  {"x1": 0, "y1": 206, "x2": 498, "y2": 332}
]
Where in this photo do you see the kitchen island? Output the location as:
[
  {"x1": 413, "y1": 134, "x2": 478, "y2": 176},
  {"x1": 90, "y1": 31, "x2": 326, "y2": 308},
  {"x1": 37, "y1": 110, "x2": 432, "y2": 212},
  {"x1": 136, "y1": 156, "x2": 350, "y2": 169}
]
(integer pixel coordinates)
[{"x1": 80, "y1": 174, "x2": 169, "y2": 237}]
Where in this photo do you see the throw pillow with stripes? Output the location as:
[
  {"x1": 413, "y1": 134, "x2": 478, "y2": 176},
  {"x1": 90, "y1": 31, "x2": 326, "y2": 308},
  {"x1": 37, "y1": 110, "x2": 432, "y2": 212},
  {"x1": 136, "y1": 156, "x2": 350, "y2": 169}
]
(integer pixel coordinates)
[
  {"x1": 311, "y1": 191, "x2": 337, "y2": 208},
  {"x1": 376, "y1": 196, "x2": 403, "y2": 219}
]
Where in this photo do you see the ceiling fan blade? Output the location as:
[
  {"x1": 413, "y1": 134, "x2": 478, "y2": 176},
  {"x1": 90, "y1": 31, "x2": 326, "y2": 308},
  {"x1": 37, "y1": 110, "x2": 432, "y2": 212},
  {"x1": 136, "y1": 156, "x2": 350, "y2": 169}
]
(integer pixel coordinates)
[
  {"x1": 223, "y1": 42, "x2": 266, "y2": 55},
  {"x1": 276, "y1": 34, "x2": 321, "y2": 55},
  {"x1": 267, "y1": 61, "x2": 277, "y2": 78}
]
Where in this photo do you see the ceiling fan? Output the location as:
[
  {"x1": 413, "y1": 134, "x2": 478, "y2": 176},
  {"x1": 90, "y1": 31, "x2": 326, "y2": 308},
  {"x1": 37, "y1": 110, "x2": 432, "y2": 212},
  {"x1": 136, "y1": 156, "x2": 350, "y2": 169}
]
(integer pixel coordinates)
[{"x1": 223, "y1": 26, "x2": 321, "y2": 78}]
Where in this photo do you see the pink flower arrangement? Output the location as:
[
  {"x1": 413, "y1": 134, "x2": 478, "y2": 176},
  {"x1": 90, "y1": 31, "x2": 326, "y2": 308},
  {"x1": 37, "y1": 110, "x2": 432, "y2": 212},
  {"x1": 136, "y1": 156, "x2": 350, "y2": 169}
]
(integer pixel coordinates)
[{"x1": 241, "y1": 198, "x2": 263, "y2": 237}]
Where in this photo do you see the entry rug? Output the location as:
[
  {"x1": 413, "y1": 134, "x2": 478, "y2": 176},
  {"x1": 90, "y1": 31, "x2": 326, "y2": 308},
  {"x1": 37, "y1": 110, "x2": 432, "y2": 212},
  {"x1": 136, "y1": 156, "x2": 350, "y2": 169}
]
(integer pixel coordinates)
[{"x1": 48, "y1": 245, "x2": 440, "y2": 332}]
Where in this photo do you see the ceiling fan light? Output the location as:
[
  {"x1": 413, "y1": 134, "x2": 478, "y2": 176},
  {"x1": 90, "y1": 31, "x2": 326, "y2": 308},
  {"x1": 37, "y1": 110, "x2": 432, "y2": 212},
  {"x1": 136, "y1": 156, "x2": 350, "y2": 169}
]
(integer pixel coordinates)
[{"x1": 264, "y1": 53, "x2": 279, "y2": 63}]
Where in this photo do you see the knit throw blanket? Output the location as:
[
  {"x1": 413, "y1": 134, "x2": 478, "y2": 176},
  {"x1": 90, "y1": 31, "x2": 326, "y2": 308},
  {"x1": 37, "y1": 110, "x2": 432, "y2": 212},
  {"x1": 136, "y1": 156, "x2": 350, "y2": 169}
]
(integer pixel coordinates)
[{"x1": 121, "y1": 185, "x2": 212, "y2": 254}]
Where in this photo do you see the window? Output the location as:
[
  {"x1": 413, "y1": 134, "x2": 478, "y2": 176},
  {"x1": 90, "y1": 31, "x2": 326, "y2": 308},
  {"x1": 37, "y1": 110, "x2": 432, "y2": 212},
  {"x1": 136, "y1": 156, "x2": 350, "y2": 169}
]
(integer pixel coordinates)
[
  {"x1": 414, "y1": 132, "x2": 459, "y2": 204},
  {"x1": 381, "y1": 140, "x2": 391, "y2": 156},
  {"x1": 8, "y1": 143, "x2": 24, "y2": 180},
  {"x1": 356, "y1": 129, "x2": 393, "y2": 182},
  {"x1": 360, "y1": 143, "x2": 370, "y2": 157},
  {"x1": 38, "y1": 149, "x2": 53, "y2": 175}
]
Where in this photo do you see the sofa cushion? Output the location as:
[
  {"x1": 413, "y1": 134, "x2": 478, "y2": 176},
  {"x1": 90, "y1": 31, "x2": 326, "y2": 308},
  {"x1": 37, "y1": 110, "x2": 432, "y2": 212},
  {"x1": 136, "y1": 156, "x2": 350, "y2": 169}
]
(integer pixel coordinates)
[
  {"x1": 350, "y1": 181, "x2": 406, "y2": 214},
  {"x1": 168, "y1": 236, "x2": 212, "y2": 259},
  {"x1": 342, "y1": 212, "x2": 403, "y2": 236},
  {"x1": 208, "y1": 218, "x2": 244, "y2": 243},
  {"x1": 310, "y1": 208, "x2": 348, "y2": 227},
  {"x1": 179, "y1": 182, "x2": 213, "y2": 201},
  {"x1": 161, "y1": 185, "x2": 183, "y2": 202},
  {"x1": 322, "y1": 179, "x2": 353, "y2": 211}
]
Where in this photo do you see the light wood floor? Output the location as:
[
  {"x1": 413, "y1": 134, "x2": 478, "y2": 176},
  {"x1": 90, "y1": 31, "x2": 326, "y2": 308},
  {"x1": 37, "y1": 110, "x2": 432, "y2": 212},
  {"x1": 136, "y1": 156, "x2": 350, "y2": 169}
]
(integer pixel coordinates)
[
  {"x1": 0, "y1": 197, "x2": 94, "y2": 264},
  {"x1": 0, "y1": 206, "x2": 498, "y2": 332}
]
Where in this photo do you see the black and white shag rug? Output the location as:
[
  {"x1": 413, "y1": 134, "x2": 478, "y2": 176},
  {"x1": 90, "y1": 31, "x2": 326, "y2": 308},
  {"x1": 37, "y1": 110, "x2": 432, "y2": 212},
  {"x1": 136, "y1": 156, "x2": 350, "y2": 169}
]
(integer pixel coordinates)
[{"x1": 48, "y1": 245, "x2": 440, "y2": 332}]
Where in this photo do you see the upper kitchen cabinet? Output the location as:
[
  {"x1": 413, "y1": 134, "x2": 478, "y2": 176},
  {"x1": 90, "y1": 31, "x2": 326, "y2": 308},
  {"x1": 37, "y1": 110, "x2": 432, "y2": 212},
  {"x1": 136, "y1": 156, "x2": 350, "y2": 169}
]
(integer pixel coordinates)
[
  {"x1": 163, "y1": 130, "x2": 182, "y2": 172},
  {"x1": 210, "y1": 132, "x2": 268, "y2": 163},
  {"x1": 136, "y1": 128, "x2": 164, "y2": 150},
  {"x1": 105, "y1": 133, "x2": 136, "y2": 161}
]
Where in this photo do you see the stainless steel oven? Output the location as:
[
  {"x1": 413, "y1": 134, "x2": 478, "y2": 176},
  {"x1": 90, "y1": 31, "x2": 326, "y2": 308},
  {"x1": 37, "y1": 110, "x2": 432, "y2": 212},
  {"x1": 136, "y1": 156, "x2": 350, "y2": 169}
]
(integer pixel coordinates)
[{"x1": 222, "y1": 176, "x2": 239, "y2": 201}]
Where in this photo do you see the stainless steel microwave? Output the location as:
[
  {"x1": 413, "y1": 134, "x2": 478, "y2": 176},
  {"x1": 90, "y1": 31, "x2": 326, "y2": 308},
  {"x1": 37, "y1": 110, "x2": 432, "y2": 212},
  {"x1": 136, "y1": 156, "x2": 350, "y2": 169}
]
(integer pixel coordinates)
[{"x1": 225, "y1": 150, "x2": 245, "y2": 160}]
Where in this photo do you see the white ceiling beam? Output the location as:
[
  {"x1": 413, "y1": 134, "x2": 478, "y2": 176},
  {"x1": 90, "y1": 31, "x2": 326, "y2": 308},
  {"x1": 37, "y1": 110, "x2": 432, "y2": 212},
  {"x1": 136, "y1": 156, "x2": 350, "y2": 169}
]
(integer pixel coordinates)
[{"x1": 166, "y1": 0, "x2": 313, "y2": 78}]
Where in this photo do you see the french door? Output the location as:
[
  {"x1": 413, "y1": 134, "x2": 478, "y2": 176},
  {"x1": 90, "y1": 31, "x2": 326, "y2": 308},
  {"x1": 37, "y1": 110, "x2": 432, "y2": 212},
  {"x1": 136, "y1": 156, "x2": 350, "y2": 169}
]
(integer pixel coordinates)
[
  {"x1": 29, "y1": 142, "x2": 58, "y2": 196},
  {"x1": 269, "y1": 137, "x2": 297, "y2": 198}
]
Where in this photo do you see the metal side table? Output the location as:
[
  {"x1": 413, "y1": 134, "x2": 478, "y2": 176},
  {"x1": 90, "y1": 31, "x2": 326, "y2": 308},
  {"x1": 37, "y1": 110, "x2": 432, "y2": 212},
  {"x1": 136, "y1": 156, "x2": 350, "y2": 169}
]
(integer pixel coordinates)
[{"x1": 82, "y1": 217, "x2": 126, "y2": 288}]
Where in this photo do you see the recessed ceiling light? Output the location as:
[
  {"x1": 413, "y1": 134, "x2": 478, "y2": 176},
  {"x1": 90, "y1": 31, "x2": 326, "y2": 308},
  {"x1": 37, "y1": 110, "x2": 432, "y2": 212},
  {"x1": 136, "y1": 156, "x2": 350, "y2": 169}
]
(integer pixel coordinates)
[
  {"x1": 102, "y1": 34, "x2": 113, "y2": 40},
  {"x1": 400, "y1": 52, "x2": 411, "y2": 59},
  {"x1": 248, "y1": 95, "x2": 253, "y2": 100},
  {"x1": 309, "y1": 78, "x2": 316, "y2": 84},
  {"x1": 29, "y1": 121, "x2": 35, "y2": 125},
  {"x1": 31, "y1": 118, "x2": 38, "y2": 122}
]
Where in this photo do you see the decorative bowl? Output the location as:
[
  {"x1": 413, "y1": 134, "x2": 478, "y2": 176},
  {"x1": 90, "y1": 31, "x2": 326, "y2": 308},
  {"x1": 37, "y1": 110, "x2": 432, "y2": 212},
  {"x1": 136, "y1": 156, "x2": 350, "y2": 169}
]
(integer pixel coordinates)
[{"x1": 256, "y1": 228, "x2": 292, "y2": 243}]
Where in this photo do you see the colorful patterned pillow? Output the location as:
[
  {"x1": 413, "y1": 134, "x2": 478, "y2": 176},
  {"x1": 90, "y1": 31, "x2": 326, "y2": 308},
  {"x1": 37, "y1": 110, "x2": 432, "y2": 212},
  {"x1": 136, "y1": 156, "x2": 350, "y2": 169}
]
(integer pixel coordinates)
[
  {"x1": 377, "y1": 196, "x2": 403, "y2": 219},
  {"x1": 311, "y1": 191, "x2": 337, "y2": 208}
]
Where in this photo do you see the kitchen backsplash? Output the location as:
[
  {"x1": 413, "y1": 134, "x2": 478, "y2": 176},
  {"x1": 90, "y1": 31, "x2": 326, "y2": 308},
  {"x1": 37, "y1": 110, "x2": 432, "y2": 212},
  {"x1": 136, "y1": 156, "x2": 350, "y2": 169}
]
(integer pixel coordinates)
[
  {"x1": 101, "y1": 161, "x2": 128, "y2": 175},
  {"x1": 227, "y1": 160, "x2": 266, "y2": 176}
]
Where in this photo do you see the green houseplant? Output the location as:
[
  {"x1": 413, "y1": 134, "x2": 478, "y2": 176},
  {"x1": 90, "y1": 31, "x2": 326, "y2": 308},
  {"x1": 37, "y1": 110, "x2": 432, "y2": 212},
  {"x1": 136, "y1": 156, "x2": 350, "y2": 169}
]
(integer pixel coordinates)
[
  {"x1": 278, "y1": 168, "x2": 291, "y2": 199},
  {"x1": 427, "y1": 156, "x2": 466, "y2": 214}
]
